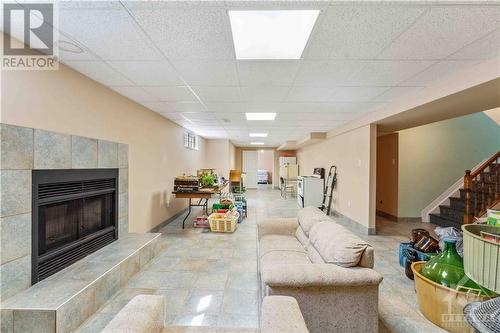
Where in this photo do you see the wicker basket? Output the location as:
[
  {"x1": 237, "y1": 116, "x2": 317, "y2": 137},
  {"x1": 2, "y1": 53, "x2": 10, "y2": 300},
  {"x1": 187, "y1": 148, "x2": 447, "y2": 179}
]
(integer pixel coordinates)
[
  {"x1": 411, "y1": 261, "x2": 491, "y2": 333},
  {"x1": 209, "y1": 212, "x2": 239, "y2": 233},
  {"x1": 462, "y1": 224, "x2": 500, "y2": 293}
]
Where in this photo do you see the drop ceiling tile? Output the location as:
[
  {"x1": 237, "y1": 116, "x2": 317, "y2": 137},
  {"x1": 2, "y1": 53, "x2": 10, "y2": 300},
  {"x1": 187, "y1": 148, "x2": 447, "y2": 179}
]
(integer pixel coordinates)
[
  {"x1": 182, "y1": 112, "x2": 217, "y2": 121},
  {"x1": 193, "y1": 86, "x2": 241, "y2": 102},
  {"x1": 348, "y1": 60, "x2": 435, "y2": 86},
  {"x1": 124, "y1": 1, "x2": 226, "y2": 9},
  {"x1": 59, "y1": 9, "x2": 141, "y2": 39},
  {"x1": 205, "y1": 102, "x2": 246, "y2": 113},
  {"x1": 240, "y1": 86, "x2": 290, "y2": 102},
  {"x1": 59, "y1": 1, "x2": 123, "y2": 9},
  {"x1": 348, "y1": 102, "x2": 386, "y2": 114},
  {"x1": 59, "y1": 9, "x2": 163, "y2": 61},
  {"x1": 293, "y1": 60, "x2": 367, "y2": 87},
  {"x1": 110, "y1": 86, "x2": 157, "y2": 102},
  {"x1": 237, "y1": 61, "x2": 300, "y2": 86},
  {"x1": 165, "y1": 102, "x2": 207, "y2": 113},
  {"x1": 64, "y1": 61, "x2": 132, "y2": 86},
  {"x1": 329, "y1": 86, "x2": 389, "y2": 102},
  {"x1": 128, "y1": 7, "x2": 234, "y2": 59},
  {"x1": 286, "y1": 86, "x2": 335, "y2": 102},
  {"x1": 94, "y1": 38, "x2": 164, "y2": 61},
  {"x1": 275, "y1": 113, "x2": 300, "y2": 121},
  {"x1": 372, "y1": 87, "x2": 422, "y2": 102},
  {"x1": 140, "y1": 102, "x2": 170, "y2": 113},
  {"x1": 109, "y1": 61, "x2": 184, "y2": 86},
  {"x1": 402, "y1": 60, "x2": 480, "y2": 86},
  {"x1": 141, "y1": 101, "x2": 206, "y2": 113},
  {"x1": 378, "y1": 6, "x2": 500, "y2": 59},
  {"x1": 171, "y1": 60, "x2": 239, "y2": 85},
  {"x1": 141, "y1": 86, "x2": 198, "y2": 102},
  {"x1": 213, "y1": 113, "x2": 246, "y2": 120},
  {"x1": 448, "y1": 29, "x2": 500, "y2": 60},
  {"x1": 305, "y1": 5, "x2": 426, "y2": 59},
  {"x1": 244, "y1": 103, "x2": 281, "y2": 113}
]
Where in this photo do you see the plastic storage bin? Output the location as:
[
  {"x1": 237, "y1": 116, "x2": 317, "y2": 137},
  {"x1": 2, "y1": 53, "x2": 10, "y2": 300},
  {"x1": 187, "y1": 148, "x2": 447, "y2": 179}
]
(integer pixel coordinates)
[
  {"x1": 209, "y1": 211, "x2": 239, "y2": 233},
  {"x1": 462, "y1": 224, "x2": 500, "y2": 293}
]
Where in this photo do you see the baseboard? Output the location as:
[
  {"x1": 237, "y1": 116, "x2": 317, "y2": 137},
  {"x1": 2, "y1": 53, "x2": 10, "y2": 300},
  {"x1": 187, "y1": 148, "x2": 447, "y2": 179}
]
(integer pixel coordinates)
[
  {"x1": 331, "y1": 210, "x2": 376, "y2": 235},
  {"x1": 149, "y1": 207, "x2": 189, "y2": 233},
  {"x1": 376, "y1": 210, "x2": 421, "y2": 223},
  {"x1": 376, "y1": 210, "x2": 397, "y2": 221}
]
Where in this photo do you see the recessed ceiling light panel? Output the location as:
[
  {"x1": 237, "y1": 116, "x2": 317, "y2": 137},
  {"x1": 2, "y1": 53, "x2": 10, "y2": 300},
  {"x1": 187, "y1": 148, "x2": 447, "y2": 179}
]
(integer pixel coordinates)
[
  {"x1": 245, "y1": 113, "x2": 276, "y2": 121},
  {"x1": 251, "y1": 142, "x2": 265, "y2": 145},
  {"x1": 229, "y1": 10, "x2": 320, "y2": 59},
  {"x1": 249, "y1": 133, "x2": 268, "y2": 137}
]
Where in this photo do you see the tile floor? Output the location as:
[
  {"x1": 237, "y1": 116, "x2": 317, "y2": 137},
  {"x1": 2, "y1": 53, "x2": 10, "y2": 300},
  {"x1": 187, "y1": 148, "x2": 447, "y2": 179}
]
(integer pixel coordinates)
[{"x1": 74, "y1": 187, "x2": 446, "y2": 333}]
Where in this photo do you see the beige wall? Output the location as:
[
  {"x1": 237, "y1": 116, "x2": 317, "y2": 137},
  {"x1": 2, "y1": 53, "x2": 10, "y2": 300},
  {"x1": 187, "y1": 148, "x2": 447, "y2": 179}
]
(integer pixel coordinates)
[
  {"x1": 205, "y1": 139, "x2": 230, "y2": 179},
  {"x1": 376, "y1": 133, "x2": 399, "y2": 217},
  {"x1": 229, "y1": 141, "x2": 236, "y2": 170},
  {"x1": 297, "y1": 125, "x2": 376, "y2": 233},
  {"x1": 1, "y1": 62, "x2": 206, "y2": 233},
  {"x1": 204, "y1": 139, "x2": 237, "y2": 180}
]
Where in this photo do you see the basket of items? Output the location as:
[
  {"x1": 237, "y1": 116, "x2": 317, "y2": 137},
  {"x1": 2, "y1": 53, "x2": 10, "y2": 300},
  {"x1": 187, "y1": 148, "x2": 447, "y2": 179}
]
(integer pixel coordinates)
[{"x1": 209, "y1": 208, "x2": 240, "y2": 233}]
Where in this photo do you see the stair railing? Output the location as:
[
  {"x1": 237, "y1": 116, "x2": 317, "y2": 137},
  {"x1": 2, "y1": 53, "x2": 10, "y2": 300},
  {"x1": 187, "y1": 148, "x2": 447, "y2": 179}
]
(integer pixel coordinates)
[{"x1": 463, "y1": 151, "x2": 500, "y2": 224}]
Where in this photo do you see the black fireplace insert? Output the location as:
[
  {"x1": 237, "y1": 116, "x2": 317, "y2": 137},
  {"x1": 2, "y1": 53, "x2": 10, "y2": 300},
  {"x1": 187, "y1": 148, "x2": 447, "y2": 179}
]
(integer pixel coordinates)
[{"x1": 32, "y1": 169, "x2": 118, "y2": 283}]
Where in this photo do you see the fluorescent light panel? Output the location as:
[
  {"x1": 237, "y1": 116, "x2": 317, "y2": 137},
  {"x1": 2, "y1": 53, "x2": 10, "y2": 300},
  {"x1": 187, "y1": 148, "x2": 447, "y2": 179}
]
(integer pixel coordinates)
[
  {"x1": 229, "y1": 10, "x2": 320, "y2": 59},
  {"x1": 251, "y1": 142, "x2": 265, "y2": 145},
  {"x1": 249, "y1": 133, "x2": 268, "y2": 137},
  {"x1": 245, "y1": 113, "x2": 276, "y2": 121}
]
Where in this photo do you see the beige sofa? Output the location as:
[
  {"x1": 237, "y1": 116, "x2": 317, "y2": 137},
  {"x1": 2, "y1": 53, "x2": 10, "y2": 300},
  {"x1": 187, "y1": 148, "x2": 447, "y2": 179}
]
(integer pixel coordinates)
[
  {"x1": 257, "y1": 207, "x2": 383, "y2": 333},
  {"x1": 100, "y1": 294, "x2": 309, "y2": 333}
]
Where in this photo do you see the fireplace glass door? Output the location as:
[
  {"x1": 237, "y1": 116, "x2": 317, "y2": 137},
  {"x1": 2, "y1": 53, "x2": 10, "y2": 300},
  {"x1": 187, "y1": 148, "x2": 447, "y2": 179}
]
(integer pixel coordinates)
[{"x1": 39, "y1": 193, "x2": 114, "y2": 255}]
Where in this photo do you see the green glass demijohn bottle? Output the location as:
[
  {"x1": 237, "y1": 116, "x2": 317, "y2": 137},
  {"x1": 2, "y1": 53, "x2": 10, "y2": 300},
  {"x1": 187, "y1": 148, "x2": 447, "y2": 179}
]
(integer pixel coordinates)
[{"x1": 421, "y1": 237, "x2": 464, "y2": 288}]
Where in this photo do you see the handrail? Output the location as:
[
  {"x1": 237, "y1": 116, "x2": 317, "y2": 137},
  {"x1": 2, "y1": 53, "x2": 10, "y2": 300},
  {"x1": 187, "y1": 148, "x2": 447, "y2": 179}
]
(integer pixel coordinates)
[
  {"x1": 463, "y1": 150, "x2": 500, "y2": 224},
  {"x1": 469, "y1": 151, "x2": 500, "y2": 177}
]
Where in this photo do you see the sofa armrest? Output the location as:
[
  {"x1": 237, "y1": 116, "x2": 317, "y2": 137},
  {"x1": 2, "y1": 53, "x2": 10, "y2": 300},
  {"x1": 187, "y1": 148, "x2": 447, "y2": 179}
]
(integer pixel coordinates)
[
  {"x1": 101, "y1": 295, "x2": 165, "y2": 333},
  {"x1": 262, "y1": 264, "x2": 383, "y2": 288},
  {"x1": 257, "y1": 217, "x2": 298, "y2": 240},
  {"x1": 261, "y1": 296, "x2": 309, "y2": 333}
]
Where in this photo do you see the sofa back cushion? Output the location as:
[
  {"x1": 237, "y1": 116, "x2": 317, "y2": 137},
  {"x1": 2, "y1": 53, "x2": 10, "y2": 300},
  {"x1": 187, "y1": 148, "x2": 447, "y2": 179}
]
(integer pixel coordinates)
[
  {"x1": 297, "y1": 206, "x2": 329, "y2": 237},
  {"x1": 308, "y1": 221, "x2": 372, "y2": 268}
]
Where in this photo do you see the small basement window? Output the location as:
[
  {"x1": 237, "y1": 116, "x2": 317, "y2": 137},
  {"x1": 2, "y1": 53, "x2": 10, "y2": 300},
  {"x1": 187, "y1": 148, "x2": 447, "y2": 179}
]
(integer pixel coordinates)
[{"x1": 184, "y1": 131, "x2": 199, "y2": 150}]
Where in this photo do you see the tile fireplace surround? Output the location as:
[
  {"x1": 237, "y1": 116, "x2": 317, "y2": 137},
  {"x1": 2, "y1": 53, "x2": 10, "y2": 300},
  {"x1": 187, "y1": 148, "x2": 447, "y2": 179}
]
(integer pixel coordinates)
[{"x1": 0, "y1": 124, "x2": 129, "y2": 300}]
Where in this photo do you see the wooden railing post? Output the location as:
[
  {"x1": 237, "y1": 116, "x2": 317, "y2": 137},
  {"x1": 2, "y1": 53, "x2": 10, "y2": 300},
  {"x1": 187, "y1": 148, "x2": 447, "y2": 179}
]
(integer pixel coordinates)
[{"x1": 464, "y1": 170, "x2": 473, "y2": 224}]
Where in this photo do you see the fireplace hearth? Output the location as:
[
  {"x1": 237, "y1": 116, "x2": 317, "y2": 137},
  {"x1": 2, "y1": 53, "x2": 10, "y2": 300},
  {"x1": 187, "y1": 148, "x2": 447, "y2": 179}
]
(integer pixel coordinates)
[{"x1": 32, "y1": 169, "x2": 118, "y2": 283}]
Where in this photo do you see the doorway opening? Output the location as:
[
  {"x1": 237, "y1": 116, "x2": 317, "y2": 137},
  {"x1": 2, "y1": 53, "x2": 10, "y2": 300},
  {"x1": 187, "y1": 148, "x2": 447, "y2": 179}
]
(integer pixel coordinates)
[
  {"x1": 242, "y1": 149, "x2": 275, "y2": 190},
  {"x1": 376, "y1": 133, "x2": 399, "y2": 222}
]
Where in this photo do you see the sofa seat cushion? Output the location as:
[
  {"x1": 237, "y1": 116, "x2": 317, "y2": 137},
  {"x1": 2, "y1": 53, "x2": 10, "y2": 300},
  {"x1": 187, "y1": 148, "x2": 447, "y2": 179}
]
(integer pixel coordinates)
[
  {"x1": 260, "y1": 250, "x2": 311, "y2": 270},
  {"x1": 259, "y1": 234, "x2": 306, "y2": 258},
  {"x1": 308, "y1": 221, "x2": 370, "y2": 268},
  {"x1": 297, "y1": 207, "x2": 329, "y2": 237}
]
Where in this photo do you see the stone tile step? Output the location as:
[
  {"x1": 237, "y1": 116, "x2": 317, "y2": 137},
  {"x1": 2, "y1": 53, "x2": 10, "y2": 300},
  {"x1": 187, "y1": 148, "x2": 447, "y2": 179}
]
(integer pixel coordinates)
[
  {"x1": 0, "y1": 233, "x2": 162, "y2": 333},
  {"x1": 429, "y1": 213, "x2": 462, "y2": 229}
]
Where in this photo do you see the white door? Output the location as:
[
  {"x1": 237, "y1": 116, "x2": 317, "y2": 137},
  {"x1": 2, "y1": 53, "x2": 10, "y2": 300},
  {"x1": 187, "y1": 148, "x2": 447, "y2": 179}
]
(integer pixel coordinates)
[{"x1": 242, "y1": 151, "x2": 258, "y2": 189}]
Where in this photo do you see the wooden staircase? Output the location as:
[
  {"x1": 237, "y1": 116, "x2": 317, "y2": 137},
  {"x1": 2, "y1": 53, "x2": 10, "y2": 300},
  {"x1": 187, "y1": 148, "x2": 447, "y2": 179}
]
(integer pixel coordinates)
[{"x1": 430, "y1": 151, "x2": 500, "y2": 228}]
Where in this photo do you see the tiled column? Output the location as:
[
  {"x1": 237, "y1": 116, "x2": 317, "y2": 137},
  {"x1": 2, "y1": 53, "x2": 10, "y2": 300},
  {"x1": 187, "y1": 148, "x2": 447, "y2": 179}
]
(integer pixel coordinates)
[{"x1": 0, "y1": 124, "x2": 34, "y2": 301}]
